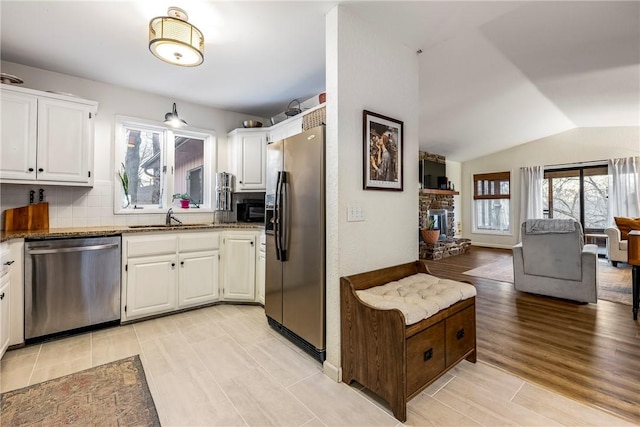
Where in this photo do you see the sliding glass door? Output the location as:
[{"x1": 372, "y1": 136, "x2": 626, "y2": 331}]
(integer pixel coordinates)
[{"x1": 542, "y1": 165, "x2": 608, "y2": 249}]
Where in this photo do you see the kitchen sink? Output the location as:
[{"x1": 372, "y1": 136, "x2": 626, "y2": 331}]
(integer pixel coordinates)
[{"x1": 128, "y1": 223, "x2": 212, "y2": 229}]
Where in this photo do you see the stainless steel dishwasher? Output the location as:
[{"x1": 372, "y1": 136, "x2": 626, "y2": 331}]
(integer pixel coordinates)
[{"x1": 25, "y1": 236, "x2": 121, "y2": 340}]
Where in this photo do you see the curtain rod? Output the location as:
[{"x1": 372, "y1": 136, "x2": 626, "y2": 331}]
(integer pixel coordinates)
[{"x1": 543, "y1": 159, "x2": 608, "y2": 170}]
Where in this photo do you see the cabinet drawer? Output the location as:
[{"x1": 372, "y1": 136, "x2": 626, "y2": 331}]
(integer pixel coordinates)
[
  {"x1": 126, "y1": 235, "x2": 177, "y2": 257},
  {"x1": 179, "y1": 232, "x2": 220, "y2": 252},
  {"x1": 445, "y1": 305, "x2": 476, "y2": 366},
  {"x1": 406, "y1": 321, "x2": 445, "y2": 396}
]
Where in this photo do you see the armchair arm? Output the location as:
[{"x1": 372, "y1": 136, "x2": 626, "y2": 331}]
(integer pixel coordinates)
[
  {"x1": 581, "y1": 244, "x2": 598, "y2": 286},
  {"x1": 512, "y1": 243, "x2": 525, "y2": 284},
  {"x1": 604, "y1": 227, "x2": 622, "y2": 243}
]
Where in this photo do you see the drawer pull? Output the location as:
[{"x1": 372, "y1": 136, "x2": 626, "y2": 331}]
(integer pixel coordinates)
[
  {"x1": 4, "y1": 260, "x2": 14, "y2": 266},
  {"x1": 423, "y1": 348, "x2": 433, "y2": 361},
  {"x1": 456, "y1": 328, "x2": 465, "y2": 340}
]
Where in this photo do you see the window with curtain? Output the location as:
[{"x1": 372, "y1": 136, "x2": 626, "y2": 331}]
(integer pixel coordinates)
[{"x1": 473, "y1": 171, "x2": 511, "y2": 233}]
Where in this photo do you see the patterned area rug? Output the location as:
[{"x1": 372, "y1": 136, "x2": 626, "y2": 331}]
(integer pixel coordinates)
[
  {"x1": 0, "y1": 355, "x2": 160, "y2": 426},
  {"x1": 463, "y1": 258, "x2": 633, "y2": 305}
]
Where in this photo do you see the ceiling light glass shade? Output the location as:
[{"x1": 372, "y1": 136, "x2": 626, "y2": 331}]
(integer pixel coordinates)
[
  {"x1": 164, "y1": 103, "x2": 188, "y2": 128},
  {"x1": 149, "y1": 7, "x2": 204, "y2": 67}
]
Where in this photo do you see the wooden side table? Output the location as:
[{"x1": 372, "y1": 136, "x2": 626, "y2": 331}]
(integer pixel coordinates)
[{"x1": 628, "y1": 230, "x2": 640, "y2": 320}]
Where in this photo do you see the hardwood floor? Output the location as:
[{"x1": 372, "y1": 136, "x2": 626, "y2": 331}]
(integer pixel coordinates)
[{"x1": 423, "y1": 247, "x2": 640, "y2": 424}]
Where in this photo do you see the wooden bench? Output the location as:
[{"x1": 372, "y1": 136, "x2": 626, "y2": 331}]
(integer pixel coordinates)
[{"x1": 340, "y1": 261, "x2": 477, "y2": 422}]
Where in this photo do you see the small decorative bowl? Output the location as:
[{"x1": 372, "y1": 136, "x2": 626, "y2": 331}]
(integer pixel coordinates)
[{"x1": 243, "y1": 120, "x2": 263, "y2": 128}]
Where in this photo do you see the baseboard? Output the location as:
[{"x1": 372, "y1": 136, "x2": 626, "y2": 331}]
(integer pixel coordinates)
[
  {"x1": 471, "y1": 242, "x2": 514, "y2": 250},
  {"x1": 323, "y1": 360, "x2": 342, "y2": 382}
]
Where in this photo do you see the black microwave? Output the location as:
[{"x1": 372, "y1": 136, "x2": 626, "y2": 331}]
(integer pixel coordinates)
[{"x1": 236, "y1": 199, "x2": 265, "y2": 223}]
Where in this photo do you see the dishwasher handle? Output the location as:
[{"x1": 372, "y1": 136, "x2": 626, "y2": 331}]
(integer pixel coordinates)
[{"x1": 27, "y1": 243, "x2": 119, "y2": 255}]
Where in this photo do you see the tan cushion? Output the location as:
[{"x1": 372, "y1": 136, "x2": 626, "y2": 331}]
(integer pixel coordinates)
[
  {"x1": 614, "y1": 217, "x2": 640, "y2": 240},
  {"x1": 356, "y1": 273, "x2": 476, "y2": 325},
  {"x1": 620, "y1": 240, "x2": 628, "y2": 251}
]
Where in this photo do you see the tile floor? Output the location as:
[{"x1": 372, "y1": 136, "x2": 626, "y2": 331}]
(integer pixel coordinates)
[{"x1": 0, "y1": 304, "x2": 634, "y2": 426}]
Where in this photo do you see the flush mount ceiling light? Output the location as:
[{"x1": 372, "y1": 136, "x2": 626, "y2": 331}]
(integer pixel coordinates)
[
  {"x1": 164, "y1": 103, "x2": 188, "y2": 128},
  {"x1": 149, "y1": 7, "x2": 204, "y2": 67}
]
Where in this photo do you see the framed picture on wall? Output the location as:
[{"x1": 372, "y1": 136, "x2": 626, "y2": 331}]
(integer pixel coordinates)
[{"x1": 363, "y1": 110, "x2": 403, "y2": 191}]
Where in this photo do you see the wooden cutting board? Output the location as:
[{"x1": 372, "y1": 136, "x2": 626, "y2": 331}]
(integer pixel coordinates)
[{"x1": 3, "y1": 202, "x2": 49, "y2": 231}]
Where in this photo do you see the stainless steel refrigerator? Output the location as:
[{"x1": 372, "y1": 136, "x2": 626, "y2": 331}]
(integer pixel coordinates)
[{"x1": 264, "y1": 125, "x2": 325, "y2": 361}]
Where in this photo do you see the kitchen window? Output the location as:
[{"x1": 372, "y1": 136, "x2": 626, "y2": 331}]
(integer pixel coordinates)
[
  {"x1": 114, "y1": 116, "x2": 216, "y2": 213},
  {"x1": 473, "y1": 171, "x2": 511, "y2": 234}
]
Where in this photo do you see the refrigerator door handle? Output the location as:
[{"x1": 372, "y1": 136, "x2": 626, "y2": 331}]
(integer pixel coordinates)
[
  {"x1": 275, "y1": 171, "x2": 283, "y2": 260},
  {"x1": 280, "y1": 171, "x2": 289, "y2": 261}
]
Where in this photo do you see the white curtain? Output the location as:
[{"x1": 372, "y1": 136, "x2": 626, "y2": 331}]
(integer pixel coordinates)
[
  {"x1": 519, "y1": 166, "x2": 544, "y2": 241},
  {"x1": 608, "y1": 156, "x2": 640, "y2": 225}
]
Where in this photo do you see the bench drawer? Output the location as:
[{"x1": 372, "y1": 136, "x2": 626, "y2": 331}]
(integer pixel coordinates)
[
  {"x1": 445, "y1": 305, "x2": 476, "y2": 366},
  {"x1": 407, "y1": 322, "x2": 446, "y2": 396}
]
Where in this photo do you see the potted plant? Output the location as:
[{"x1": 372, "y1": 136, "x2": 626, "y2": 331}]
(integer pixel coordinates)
[
  {"x1": 117, "y1": 163, "x2": 130, "y2": 207},
  {"x1": 420, "y1": 218, "x2": 440, "y2": 244},
  {"x1": 173, "y1": 193, "x2": 190, "y2": 209}
]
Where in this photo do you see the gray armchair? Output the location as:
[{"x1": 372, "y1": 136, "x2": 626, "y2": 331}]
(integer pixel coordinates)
[{"x1": 513, "y1": 219, "x2": 598, "y2": 303}]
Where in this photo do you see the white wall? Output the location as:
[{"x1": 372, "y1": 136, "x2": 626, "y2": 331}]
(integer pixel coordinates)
[
  {"x1": 0, "y1": 61, "x2": 264, "y2": 227},
  {"x1": 324, "y1": 5, "x2": 420, "y2": 379},
  {"x1": 461, "y1": 126, "x2": 640, "y2": 248}
]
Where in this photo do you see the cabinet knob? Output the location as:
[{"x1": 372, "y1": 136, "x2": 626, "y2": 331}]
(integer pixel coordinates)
[
  {"x1": 239, "y1": 181, "x2": 243, "y2": 184},
  {"x1": 180, "y1": 261, "x2": 184, "y2": 266},
  {"x1": 171, "y1": 262, "x2": 176, "y2": 268},
  {"x1": 0, "y1": 293, "x2": 4, "y2": 300},
  {"x1": 456, "y1": 328, "x2": 465, "y2": 340},
  {"x1": 38, "y1": 168, "x2": 44, "y2": 172},
  {"x1": 28, "y1": 168, "x2": 34, "y2": 172},
  {"x1": 250, "y1": 241, "x2": 254, "y2": 246}
]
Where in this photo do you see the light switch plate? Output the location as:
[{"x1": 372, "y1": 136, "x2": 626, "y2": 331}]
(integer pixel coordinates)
[{"x1": 347, "y1": 205, "x2": 364, "y2": 222}]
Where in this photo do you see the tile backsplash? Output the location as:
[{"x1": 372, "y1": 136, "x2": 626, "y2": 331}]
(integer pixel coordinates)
[{"x1": 0, "y1": 181, "x2": 215, "y2": 229}]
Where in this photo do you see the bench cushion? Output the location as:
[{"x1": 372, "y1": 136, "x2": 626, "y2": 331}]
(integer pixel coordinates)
[{"x1": 356, "y1": 273, "x2": 477, "y2": 325}]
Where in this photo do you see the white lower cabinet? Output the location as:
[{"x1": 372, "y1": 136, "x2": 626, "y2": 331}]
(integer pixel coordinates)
[
  {"x1": 123, "y1": 229, "x2": 263, "y2": 322},
  {"x1": 125, "y1": 254, "x2": 177, "y2": 320},
  {"x1": 0, "y1": 272, "x2": 11, "y2": 359},
  {"x1": 257, "y1": 249, "x2": 266, "y2": 305},
  {"x1": 178, "y1": 250, "x2": 219, "y2": 307},
  {"x1": 221, "y1": 232, "x2": 256, "y2": 301},
  {"x1": 122, "y1": 231, "x2": 220, "y2": 321}
]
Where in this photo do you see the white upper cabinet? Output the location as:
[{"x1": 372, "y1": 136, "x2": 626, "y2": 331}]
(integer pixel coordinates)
[
  {"x1": 269, "y1": 116, "x2": 303, "y2": 143},
  {"x1": 0, "y1": 90, "x2": 37, "y2": 181},
  {"x1": 228, "y1": 128, "x2": 267, "y2": 191},
  {"x1": 0, "y1": 84, "x2": 97, "y2": 186}
]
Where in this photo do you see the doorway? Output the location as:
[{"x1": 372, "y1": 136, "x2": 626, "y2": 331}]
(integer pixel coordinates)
[{"x1": 542, "y1": 165, "x2": 608, "y2": 255}]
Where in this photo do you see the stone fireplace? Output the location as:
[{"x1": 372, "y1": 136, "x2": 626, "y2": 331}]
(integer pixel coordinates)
[{"x1": 418, "y1": 151, "x2": 471, "y2": 260}]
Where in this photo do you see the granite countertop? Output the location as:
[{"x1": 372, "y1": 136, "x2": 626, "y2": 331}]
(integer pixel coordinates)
[{"x1": 0, "y1": 222, "x2": 264, "y2": 243}]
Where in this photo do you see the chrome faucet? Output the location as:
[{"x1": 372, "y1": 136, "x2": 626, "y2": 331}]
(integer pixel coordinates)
[{"x1": 165, "y1": 208, "x2": 182, "y2": 226}]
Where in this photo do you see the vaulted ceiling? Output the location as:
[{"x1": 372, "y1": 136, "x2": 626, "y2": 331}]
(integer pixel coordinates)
[{"x1": 2, "y1": 1, "x2": 638, "y2": 161}]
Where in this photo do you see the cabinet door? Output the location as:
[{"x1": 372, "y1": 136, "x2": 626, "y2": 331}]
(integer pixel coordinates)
[
  {"x1": 257, "y1": 249, "x2": 265, "y2": 305},
  {"x1": 282, "y1": 117, "x2": 303, "y2": 139},
  {"x1": 0, "y1": 273, "x2": 11, "y2": 359},
  {"x1": 222, "y1": 234, "x2": 256, "y2": 301},
  {"x1": 0, "y1": 90, "x2": 37, "y2": 180},
  {"x1": 234, "y1": 131, "x2": 267, "y2": 191},
  {"x1": 125, "y1": 254, "x2": 177, "y2": 320},
  {"x1": 36, "y1": 97, "x2": 94, "y2": 183},
  {"x1": 178, "y1": 250, "x2": 220, "y2": 307}
]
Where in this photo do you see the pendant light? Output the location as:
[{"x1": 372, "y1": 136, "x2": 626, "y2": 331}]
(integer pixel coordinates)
[
  {"x1": 164, "y1": 103, "x2": 188, "y2": 128},
  {"x1": 149, "y1": 7, "x2": 204, "y2": 67}
]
